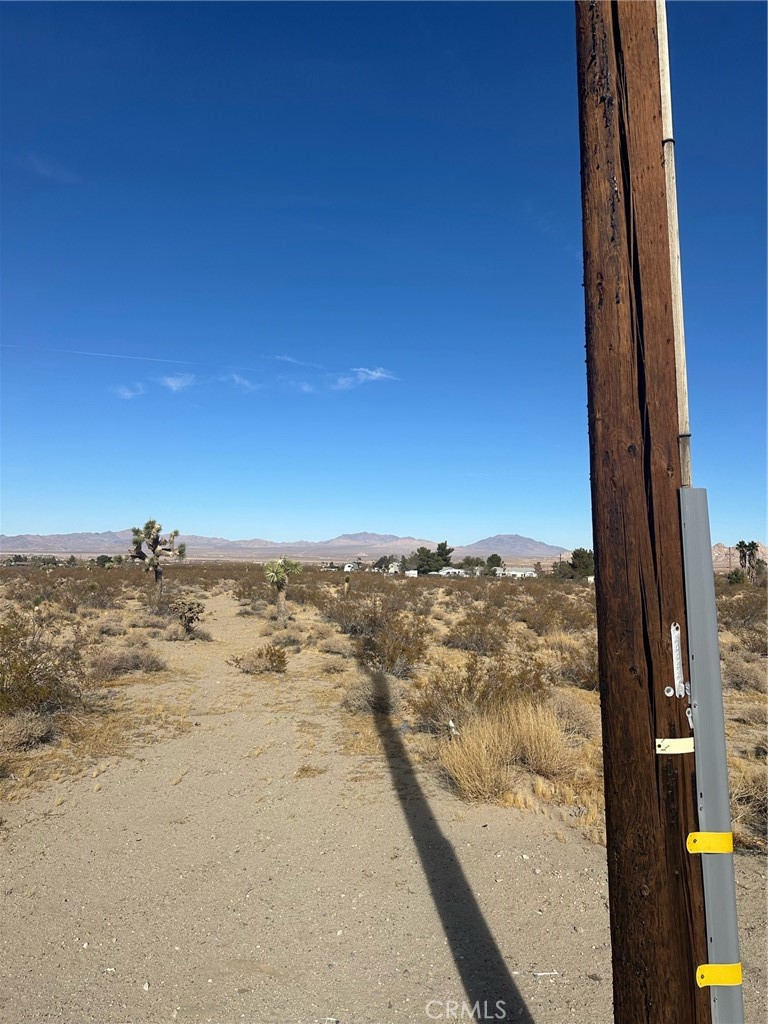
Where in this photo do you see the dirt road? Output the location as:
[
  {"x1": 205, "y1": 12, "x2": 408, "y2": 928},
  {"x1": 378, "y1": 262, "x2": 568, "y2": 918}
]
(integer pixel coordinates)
[{"x1": 1, "y1": 596, "x2": 764, "y2": 1023}]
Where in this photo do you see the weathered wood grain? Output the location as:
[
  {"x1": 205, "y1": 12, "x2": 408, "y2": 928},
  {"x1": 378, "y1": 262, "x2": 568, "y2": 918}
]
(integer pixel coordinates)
[{"x1": 575, "y1": 3, "x2": 711, "y2": 1021}]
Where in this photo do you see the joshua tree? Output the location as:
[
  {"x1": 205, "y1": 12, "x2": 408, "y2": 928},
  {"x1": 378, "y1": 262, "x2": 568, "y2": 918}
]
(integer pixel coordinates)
[
  {"x1": 262, "y1": 558, "x2": 302, "y2": 620},
  {"x1": 129, "y1": 519, "x2": 186, "y2": 599}
]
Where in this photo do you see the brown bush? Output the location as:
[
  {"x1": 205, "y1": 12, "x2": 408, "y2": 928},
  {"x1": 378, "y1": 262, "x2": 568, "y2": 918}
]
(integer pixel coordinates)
[
  {"x1": 355, "y1": 613, "x2": 429, "y2": 678},
  {"x1": 515, "y1": 582, "x2": 596, "y2": 636},
  {"x1": 721, "y1": 647, "x2": 767, "y2": 692},
  {"x1": 0, "y1": 608, "x2": 88, "y2": 714},
  {"x1": 228, "y1": 644, "x2": 288, "y2": 675},
  {"x1": 408, "y1": 652, "x2": 550, "y2": 733},
  {"x1": 556, "y1": 632, "x2": 599, "y2": 690},
  {"x1": 718, "y1": 587, "x2": 767, "y2": 656},
  {"x1": 89, "y1": 646, "x2": 167, "y2": 680},
  {"x1": 552, "y1": 688, "x2": 602, "y2": 740},
  {"x1": 728, "y1": 754, "x2": 767, "y2": 850},
  {"x1": 443, "y1": 607, "x2": 508, "y2": 656},
  {"x1": 342, "y1": 672, "x2": 403, "y2": 715},
  {"x1": 0, "y1": 709, "x2": 56, "y2": 751}
]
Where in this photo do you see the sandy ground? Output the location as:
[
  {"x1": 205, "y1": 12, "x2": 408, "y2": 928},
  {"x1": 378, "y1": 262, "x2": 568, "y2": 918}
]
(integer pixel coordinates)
[{"x1": 1, "y1": 594, "x2": 765, "y2": 1024}]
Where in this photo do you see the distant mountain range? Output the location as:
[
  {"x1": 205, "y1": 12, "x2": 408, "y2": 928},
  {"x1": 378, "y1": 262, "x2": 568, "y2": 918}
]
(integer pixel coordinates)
[{"x1": 0, "y1": 529, "x2": 568, "y2": 562}]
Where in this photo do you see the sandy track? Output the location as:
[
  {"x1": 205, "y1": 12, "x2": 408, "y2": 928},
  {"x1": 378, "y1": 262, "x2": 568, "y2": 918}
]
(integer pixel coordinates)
[{"x1": 1, "y1": 595, "x2": 765, "y2": 1024}]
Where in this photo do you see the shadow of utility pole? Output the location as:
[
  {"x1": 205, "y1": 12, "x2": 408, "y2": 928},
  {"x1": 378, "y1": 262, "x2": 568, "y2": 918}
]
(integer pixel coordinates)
[{"x1": 368, "y1": 668, "x2": 535, "y2": 1022}]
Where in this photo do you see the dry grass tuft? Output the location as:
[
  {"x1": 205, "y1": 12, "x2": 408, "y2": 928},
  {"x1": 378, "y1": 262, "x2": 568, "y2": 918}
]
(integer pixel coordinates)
[
  {"x1": 552, "y1": 687, "x2": 602, "y2": 740},
  {"x1": 728, "y1": 754, "x2": 767, "y2": 850},
  {"x1": 439, "y1": 702, "x2": 577, "y2": 803},
  {"x1": 295, "y1": 763, "x2": 328, "y2": 778},
  {"x1": 339, "y1": 714, "x2": 388, "y2": 757}
]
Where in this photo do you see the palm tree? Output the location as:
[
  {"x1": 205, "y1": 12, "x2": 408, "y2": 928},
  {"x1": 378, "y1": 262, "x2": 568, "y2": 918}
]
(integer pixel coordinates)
[
  {"x1": 736, "y1": 540, "x2": 749, "y2": 573},
  {"x1": 746, "y1": 541, "x2": 760, "y2": 580},
  {"x1": 262, "y1": 558, "x2": 302, "y2": 620},
  {"x1": 735, "y1": 540, "x2": 761, "y2": 581}
]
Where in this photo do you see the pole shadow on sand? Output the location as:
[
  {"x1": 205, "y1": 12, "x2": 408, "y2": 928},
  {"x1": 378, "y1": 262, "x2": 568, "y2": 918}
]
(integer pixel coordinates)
[{"x1": 367, "y1": 668, "x2": 535, "y2": 1022}]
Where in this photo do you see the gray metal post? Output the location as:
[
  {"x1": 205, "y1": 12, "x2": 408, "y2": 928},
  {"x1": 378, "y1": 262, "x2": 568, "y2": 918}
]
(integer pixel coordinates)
[{"x1": 680, "y1": 488, "x2": 744, "y2": 1024}]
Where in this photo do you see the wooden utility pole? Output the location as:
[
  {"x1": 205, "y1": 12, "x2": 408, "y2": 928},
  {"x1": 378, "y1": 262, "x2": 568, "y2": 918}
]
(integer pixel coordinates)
[{"x1": 575, "y1": 3, "x2": 711, "y2": 1022}]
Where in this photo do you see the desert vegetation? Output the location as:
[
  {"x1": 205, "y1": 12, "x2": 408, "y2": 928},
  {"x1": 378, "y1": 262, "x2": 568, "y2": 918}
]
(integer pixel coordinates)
[{"x1": 0, "y1": 555, "x2": 764, "y2": 850}]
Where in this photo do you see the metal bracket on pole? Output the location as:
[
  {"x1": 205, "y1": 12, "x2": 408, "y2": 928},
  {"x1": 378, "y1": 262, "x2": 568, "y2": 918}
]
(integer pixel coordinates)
[{"x1": 680, "y1": 488, "x2": 744, "y2": 1024}]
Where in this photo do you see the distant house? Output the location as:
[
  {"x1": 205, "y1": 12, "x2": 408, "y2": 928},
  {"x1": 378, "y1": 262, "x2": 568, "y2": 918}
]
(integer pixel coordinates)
[
  {"x1": 494, "y1": 566, "x2": 536, "y2": 578},
  {"x1": 438, "y1": 567, "x2": 467, "y2": 577},
  {"x1": 343, "y1": 562, "x2": 361, "y2": 573},
  {"x1": 404, "y1": 569, "x2": 418, "y2": 578},
  {"x1": 387, "y1": 562, "x2": 401, "y2": 575}
]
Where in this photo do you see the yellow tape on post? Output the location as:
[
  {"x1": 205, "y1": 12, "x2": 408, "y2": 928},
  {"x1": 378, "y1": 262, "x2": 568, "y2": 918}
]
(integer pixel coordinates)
[
  {"x1": 686, "y1": 831, "x2": 734, "y2": 854},
  {"x1": 696, "y1": 963, "x2": 742, "y2": 988}
]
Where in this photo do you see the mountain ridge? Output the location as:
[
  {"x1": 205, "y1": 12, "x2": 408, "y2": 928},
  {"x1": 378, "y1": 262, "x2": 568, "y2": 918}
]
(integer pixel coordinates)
[{"x1": 0, "y1": 528, "x2": 567, "y2": 560}]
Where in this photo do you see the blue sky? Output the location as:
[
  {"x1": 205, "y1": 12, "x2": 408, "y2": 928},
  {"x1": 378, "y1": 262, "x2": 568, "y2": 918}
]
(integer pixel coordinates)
[{"x1": 1, "y1": 1, "x2": 765, "y2": 549}]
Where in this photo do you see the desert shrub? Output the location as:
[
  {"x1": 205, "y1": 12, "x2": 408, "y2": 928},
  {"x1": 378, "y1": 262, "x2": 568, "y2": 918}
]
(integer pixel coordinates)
[
  {"x1": 316, "y1": 593, "x2": 382, "y2": 637},
  {"x1": 355, "y1": 613, "x2": 429, "y2": 679},
  {"x1": 321, "y1": 659, "x2": 346, "y2": 675},
  {"x1": 444, "y1": 607, "x2": 508, "y2": 656},
  {"x1": 0, "y1": 608, "x2": 88, "y2": 714},
  {"x1": 408, "y1": 652, "x2": 550, "y2": 732},
  {"x1": 163, "y1": 623, "x2": 189, "y2": 642},
  {"x1": 17, "y1": 568, "x2": 128, "y2": 614},
  {"x1": 552, "y1": 688, "x2": 602, "y2": 740},
  {"x1": 3, "y1": 569, "x2": 62, "y2": 609},
  {"x1": 438, "y1": 702, "x2": 577, "y2": 802},
  {"x1": 228, "y1": 644, "x2": 288, "y2": 675},
  {"x1": 89, "y1": 645, "x2": 167, "y2": 680},
  {"x1": 232, "y1": 577, "x2": 271, "y2": 606},
  {"x1": 718, "y1": 587, "x2": 767, "y2": 655},
  {"x1": 557, "y1": 633, "x2": 599, "y2": 690},
  {"x1": 285, "y1": 573, "x2": 324, "y2": 607},
  {"x1": 97, "y1": 617, "x2": 127, "y2": 638},
  {"x1": 515, "y1": 583, "x2": 595, "y2": 636},
  {"x1": 728, "y1": 754, "x2": 767, "y2": 850},
  {"x1": 169, "y1": 597, "x2": 205, "y2": 636},
  {"x1": 342, "y1": 671, "x2": 403, "y2": 715},
  {"x1": 721, "y1": 647, "x2": 767, "y2": 692},
  {"x1": 0, "y1": 709, "x2": 56, "y2": 751},
  {"x1": 319, "y1": 638, "x2": 350, "y2": 657}
]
